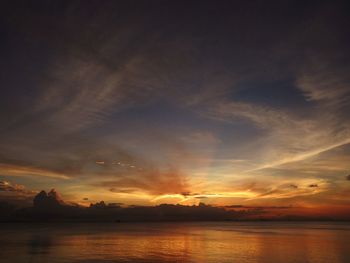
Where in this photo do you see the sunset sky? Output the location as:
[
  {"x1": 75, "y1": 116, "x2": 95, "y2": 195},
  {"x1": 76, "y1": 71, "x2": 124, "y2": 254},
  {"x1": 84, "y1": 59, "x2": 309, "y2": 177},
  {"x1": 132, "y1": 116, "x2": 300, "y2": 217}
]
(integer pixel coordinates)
[{"x1": 1, "y1": 1, "x2": 350, "y2": 218}]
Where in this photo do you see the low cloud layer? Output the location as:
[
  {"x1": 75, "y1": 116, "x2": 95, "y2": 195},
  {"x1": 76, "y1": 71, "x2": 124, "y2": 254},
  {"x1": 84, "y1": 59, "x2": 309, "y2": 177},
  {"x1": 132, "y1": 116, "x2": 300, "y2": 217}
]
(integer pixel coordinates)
[{"x1": 0, "y1": 181, "x2": 36, "y2": 205}]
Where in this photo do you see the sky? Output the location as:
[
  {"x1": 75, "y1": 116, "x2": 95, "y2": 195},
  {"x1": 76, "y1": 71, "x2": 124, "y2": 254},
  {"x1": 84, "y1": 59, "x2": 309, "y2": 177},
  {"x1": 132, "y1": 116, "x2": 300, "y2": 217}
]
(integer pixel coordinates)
[{"x1": 0, "y1": 0, "x2": 350, "y2": 218}]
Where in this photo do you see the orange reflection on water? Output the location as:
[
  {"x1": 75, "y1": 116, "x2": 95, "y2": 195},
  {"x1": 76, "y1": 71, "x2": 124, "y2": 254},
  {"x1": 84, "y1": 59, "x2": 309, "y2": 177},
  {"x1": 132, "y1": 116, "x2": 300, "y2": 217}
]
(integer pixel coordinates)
[{"x1": 1, "y1": 222, "x2": 350, "y2": 263}]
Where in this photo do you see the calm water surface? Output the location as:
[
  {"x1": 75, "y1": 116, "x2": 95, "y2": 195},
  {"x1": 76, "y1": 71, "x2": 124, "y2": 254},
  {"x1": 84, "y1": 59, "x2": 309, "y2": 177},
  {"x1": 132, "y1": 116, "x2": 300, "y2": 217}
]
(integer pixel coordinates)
[{"x1": 0, "y1": 222, "x2": 349, "y2": 263}]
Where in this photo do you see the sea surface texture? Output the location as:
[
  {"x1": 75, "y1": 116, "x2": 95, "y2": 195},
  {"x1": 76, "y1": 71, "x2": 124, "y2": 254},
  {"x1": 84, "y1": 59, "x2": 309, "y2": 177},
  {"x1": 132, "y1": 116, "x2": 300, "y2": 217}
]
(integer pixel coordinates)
[{"x1": 0, "y1": 222, "x2": 349, "y2": 263}]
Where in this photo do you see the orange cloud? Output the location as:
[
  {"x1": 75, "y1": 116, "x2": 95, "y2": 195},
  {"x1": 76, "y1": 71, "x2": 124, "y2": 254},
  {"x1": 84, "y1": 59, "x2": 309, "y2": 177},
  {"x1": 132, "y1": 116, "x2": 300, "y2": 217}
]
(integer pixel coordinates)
[
  {"x1": 0, "y1": 163, "x2": 70, "y2": 179},
  {"x1": 99, "y1": 167, "x2": 189, "y2": 197}
]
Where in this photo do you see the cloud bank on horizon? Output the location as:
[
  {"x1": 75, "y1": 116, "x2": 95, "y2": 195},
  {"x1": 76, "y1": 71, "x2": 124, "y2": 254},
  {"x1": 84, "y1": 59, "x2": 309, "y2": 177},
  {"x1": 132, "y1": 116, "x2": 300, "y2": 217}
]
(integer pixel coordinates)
[{"x1": 0, "y1": 0, "x2": 350, "y2": 214}]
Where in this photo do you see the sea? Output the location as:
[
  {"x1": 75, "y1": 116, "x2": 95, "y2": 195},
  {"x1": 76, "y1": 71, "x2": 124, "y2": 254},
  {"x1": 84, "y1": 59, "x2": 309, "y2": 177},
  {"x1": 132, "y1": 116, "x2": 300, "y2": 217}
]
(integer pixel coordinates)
[{"x1": 0, "y1": 222, "x2": 349, "y2": 263}]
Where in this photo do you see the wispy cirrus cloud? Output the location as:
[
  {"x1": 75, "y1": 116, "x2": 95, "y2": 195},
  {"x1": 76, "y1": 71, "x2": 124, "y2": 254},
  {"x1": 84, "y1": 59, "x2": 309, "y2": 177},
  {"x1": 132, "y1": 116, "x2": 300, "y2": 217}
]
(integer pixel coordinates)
[
  {"x1": 0, "y1": 163, "x2": 70, "y2": 179},
  {"x1": 204, "y1": 99, "x2": 350, "y2": 171}
]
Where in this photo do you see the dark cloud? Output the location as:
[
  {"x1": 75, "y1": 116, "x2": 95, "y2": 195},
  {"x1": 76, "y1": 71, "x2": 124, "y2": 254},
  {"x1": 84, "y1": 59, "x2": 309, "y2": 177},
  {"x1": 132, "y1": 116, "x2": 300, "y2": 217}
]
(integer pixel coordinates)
[
  {"x1": 0, "y1": 181, "x2": 36, "y2": 206},
  {"x1": 0, "y1": 181, "x2": 35, "y2": 195},
  {"x1": 195, "y1": 196, "x2": 208, "y2": 199},
  {"x1": 308, "y1": 184, "x2": 318, "y2": 188},
  {"x1": 4, "y1": 191, "x2": 271, "y2": 222},
  {"x1": 33, "y1": 189, "x2": 65, "y2": 210},
  {"x1": 346, "y1": 175, "x2": 350, "y2": 181},
  {"x1": 225, "y1": 205, "x2": 293, "y2": 210},
  {"x1": 225, "y1": 205, "x2": 244, "y2": 208}
]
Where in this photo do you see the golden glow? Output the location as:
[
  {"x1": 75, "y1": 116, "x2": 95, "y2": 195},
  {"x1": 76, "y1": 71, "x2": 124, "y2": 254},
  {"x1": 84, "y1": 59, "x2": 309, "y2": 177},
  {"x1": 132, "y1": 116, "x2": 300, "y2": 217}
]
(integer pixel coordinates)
[
  {"x1": 0, "y1": 163, "x2": 70, "y2": 179},
  {"x1": 10, "y1": 223, "x2": 346, "y2": 263},
  {"x1": 250, "y1": 139, "x2": 350, "y2": 171}
]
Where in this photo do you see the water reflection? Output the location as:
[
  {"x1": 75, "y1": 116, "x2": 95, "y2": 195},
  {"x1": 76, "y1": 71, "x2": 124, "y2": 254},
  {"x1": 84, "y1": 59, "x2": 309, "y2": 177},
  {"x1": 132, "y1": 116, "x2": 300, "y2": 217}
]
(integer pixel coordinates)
[
  {"x1": 28, "y1": 234, "x2": 53, "y2": 255},
  {"x1": 27, "y1": 233, "x2": 53, "y2": 263},
  {"x1": 0, "y1": 222, "x2": 349, "y2": 263}
]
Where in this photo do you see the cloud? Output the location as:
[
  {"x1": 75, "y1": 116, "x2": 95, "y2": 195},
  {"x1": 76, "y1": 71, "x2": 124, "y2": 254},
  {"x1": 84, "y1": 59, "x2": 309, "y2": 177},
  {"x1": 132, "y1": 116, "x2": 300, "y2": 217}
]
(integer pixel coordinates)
[
  {"x1": 0, "y1": 132, "x2": 152, "y2": 181},
  {"x1": 255, "y1": 180, "x2": 326, "y2": 200},
  {"x1": 297, "y1": 62, "x2": 350, "y2": 104},
  {"x1": 33, "y1": 189, "x2": 65, "y2": 209},
  {"x1": 204, "y1": 99, "x2": 350, "y2": 172},
  {"x1": 0, "y1": 181, "x2": 33, "y2": 193},
  {"x1": 225, "y1": 205, "x2": 293, "y2": 210},
  {"x1": 34, "y1": 56, "x2": 148, "y2": 132},
  {"x1": 212, "y1": 179, "x2": 328, "y2": 201},
  {"x1": 102, "y1": 167, "x2": 189, "y2": 196},
  {"x1": 0, "y1": 163, "x2": 70, "y2": 179},
  {"x1": 0, "y1": 180, "x2": 36, "y2": 204},
  {"x1": 195, "y1": 196, "x2": 208, "y2": 199},
  {"x1": 346, "y1": 175, "x2": 350, "y2": 181}
]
